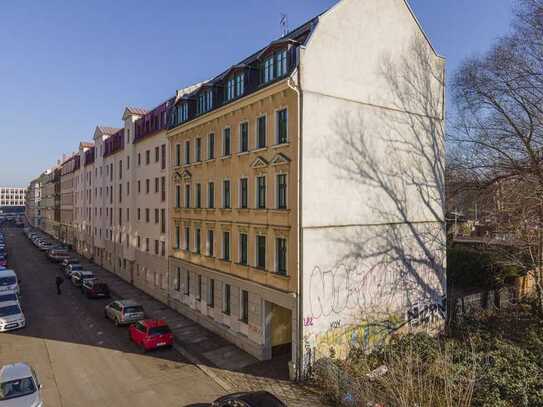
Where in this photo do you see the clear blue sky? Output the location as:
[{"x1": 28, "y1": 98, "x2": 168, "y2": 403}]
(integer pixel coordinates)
[{"x1": 0, "y1": 0, "x2": 513, "y2": 187}]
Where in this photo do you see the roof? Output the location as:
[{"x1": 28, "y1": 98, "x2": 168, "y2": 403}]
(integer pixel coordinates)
[
  {"x1": 123, "y1": 106, "x2": 149, "y2": 120},
  {"x1": 79, "y1": 141, "x2": 94, "y2": 149},
  {"x1": 118, "y1": 299, "x2": 141, "y2": 307},
  {"x1": 0, "y1": 363, "x2": 33, "y2": 382},
  {"x1": 96, "y1": 126, "x2": 121, "y2": 136},
  {"x1": 141, "y1": 319, "x2": 168, "y2": 328}
]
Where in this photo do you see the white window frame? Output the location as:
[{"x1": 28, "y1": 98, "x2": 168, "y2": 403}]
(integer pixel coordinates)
[
  {"x1": 222, "y1": 127, "x2": 231, "y2": 157},
  {"x1": 275, "y1": 172, "x2": 288, "y2": 209},
  {"x1": 239, "y1": 121, "x2": 249, "y2": 153},
  {"x1": 238, "y1": 177, "x2": 248, "y2": 209},
  {"x1": 274, "y1": 107, "x2": 288, "y2": 145},
  {"x1": 255, "y1": 114, "x2": 267, "y2": 149}
]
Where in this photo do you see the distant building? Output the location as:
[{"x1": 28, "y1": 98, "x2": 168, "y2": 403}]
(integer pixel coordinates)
[{"x1": 0, "y1": 187, "x2": 26, "y2": 213}]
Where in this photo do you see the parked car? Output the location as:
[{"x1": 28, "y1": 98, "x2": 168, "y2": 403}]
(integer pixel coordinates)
[
  {"x1": 48, "y1": 249, "x2": 69, "y2": 263},
  {"x1": 0, "y1": 255, "x2": 6, "y2": 268},
  {"x1": 71, "y1": 271, "x2": 95, "y2": 287},
  {"x1": 0, "y1": 301, "x2": 25, "y2": 332},
  {"x1": 210, "y1": 391, "x2": 287, "y2": 407},
  {"x1": 65, "y1": 263, "x2": 83, "y2": 278},
  {"x1": 82, "y1": 280, "x2": 110, "y2": 298},
  {"x1": 0, "y1": 363, "x2": 43, "y2": 406},
  {"x1": 128, "y1": 320, "x2": 173, "y2": 352},
  {"x1": 0, "y1": 270, "x2": 19, "y2": 295},
  {"x1": 104, "y1": 300, "x2": 144, "y2": 326},
  {"x1": 61, "y1": 257, "x2": 79, "y2": 269}
]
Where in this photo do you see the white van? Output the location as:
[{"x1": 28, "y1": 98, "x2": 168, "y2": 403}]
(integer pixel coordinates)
[{"x1": 0, "y1": 270, "x2": 19, "y2": 295}]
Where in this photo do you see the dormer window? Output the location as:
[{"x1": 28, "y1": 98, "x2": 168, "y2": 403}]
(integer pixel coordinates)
[
  {"x1": 197, "y1": 89, "x2": 213, "y2": 115},
  {"x1": 262, "y1": 48, "x2": 288, "y2": 84},
  {"x1": 177, "y1": 103, "x2": 188, "y2": 123},
  {"x1": 225, "y1": 73, "x2": 245, "y2": 102}
]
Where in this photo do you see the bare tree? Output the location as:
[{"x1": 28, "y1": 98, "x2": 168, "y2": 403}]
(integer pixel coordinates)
[
  {"x1": 323, "y1": 36, "x2": 446, "y2": 332},
  {"x1": 451, "y1": 0, "x2": 543, "y2": 313}
]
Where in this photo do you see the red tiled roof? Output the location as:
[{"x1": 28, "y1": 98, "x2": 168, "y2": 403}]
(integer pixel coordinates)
[
  {"x1": 97, "y1": 126, "x2": 121, "y2": 135},
  {"x1": 125, "y1": 106, "x2": 148, "y2": 116}
]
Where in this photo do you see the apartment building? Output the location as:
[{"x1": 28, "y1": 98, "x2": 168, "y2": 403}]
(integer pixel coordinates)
[
  {"x1": 59, "y1": 154, "x2": 80, "y2": 246},
  {"x1": 121, "y1": 102, "x2": 172, "y2": 302},
  {"x1": 25, "y1": 179, "x2": 41, "y2": 226},
  {"x1": 0, "y1": 187, "x2": 26, "y2": 209},
  {"x1": 167, "y1": 0, "x2": 445, "y2": 379}
]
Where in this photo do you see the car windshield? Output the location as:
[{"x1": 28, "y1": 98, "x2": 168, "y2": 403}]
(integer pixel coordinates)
[
  {"x1": 82, "y1": 274, "x2": 95, "y2": 279},
  {"x1": 0, "y1": 377, "x2": 36, "y2": 400},
  {"x1": 0, "y1": 294, "x2": 17, "y2": 302},
  {"x1": 124, "y1": 306, "x2": 143, "y2": 314},
  {"x1": 148, "y1": 326, "x2": 171, "y2": 336},
  {"x1": 70, "y1": 265, "x2": 82, "y2": 271},
  {"x1": 0, "y1": 305, "x2": 21, "y2": 317},
  {"x1": 0, "y1": 277, "x2": 16, "y2": 287}
]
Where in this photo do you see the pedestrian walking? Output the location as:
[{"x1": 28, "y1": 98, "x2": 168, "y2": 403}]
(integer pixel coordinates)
[{"x1": 55, "y1": 276, "x2": 64, "y2": 295}]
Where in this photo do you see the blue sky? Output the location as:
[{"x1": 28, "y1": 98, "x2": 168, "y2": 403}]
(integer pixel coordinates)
[{"x1": 0, "y1": 0, "x2": 513, "y2": 186}]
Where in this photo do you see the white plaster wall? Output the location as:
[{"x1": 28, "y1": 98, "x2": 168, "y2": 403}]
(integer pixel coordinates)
[{"x1": 299, "y1": 0, "x2": 446, "y2": 369}]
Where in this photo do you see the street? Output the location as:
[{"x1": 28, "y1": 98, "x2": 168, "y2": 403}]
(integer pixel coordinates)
[{"x1": 0, "y1": 226, "x2": 223, "y2": 407}]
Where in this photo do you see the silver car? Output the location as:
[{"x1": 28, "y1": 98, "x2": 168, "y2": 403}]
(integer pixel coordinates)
[
  {"x1": 0, "y1": 301, "x2": 25, "y2": 332},
  {"x1": 104, "y1": 300, "x2": 144, "y2": 326},
  {"x1": 0, "y1": 363, "x2": 43, "y2": 407}
]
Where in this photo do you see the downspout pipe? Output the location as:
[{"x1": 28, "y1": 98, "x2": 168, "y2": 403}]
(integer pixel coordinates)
[{"x1": 287, "y1": 48, "x2": 303, "y2": 382}]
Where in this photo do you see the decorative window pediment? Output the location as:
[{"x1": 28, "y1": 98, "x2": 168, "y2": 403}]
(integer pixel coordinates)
[
  {"x1": 270, "y1": 153, "x2": 290, "y2": 166},
  {"x1": 173, "y1": 169, "x2": 191, "y2": 182},
  {"x1": 250, "y1": 156, "x2": 269, "y2": 169}
]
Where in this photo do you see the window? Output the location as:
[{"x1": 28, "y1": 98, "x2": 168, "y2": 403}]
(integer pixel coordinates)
[
  {"x1": 185, "y1": 140, "x2": 190, "y2": 164},
  {"x1": 208, "y1": 279, "x2": 215, "y2": 307},
  {"x1": 175, "y1": 185, "x2": 181, "y2": 208},
  {"x1": 226, "y1": 77, "x2": 235, "y2": 101},
  {"x1": 276, "y1": 49, "x2": 287, "y2": 77},
  {"x1": 277, "y1": 174, "x2": 287, "y2": 209},
  {"x1": 145, "y1": 208, "x2": 150, "y2": 223},
  {"x1": 161, "y1": 176, "x2": 166, "y2": 202},
  {"x1": 185, "y1": 184, "x2": 191, "y2": 208},
  {"x1": 239, "y1": 233, "x2": 248, "y2": 265},
  {"x1": 161, "y1": 241, "x2": 165, "y2": 256},
  {"x1": 178, "y1": 103, "x2": 188, "y2": 123},
  {"x1": 263, "y1": 56, "x2": 274, "y2": 83},
  {"x1": 240, "y1": 178, "x2": 248, "y2": 209},
  {"x1": 155, "y1": 208, "x2": 159, "y2": 224},
  {"x1": 240, "y1": 122, "x2": 249, "y2": 152},
  {"x1": 276, "y1": 109, "x2": 288, "y2": 144},
  {"x1": 197, "y1": 89, "x2": 213, "y2": 114},
  {"x1": 137, "y1": 208, "x2": 141, "y2": 221},
  {"x1": 257, "y1": 116, "x2": 266, "y2": 148},
  {"x1": 185, "y1": 226, "x2": 190, "y2": 250},
  {"x1": 223, "y1": 180, "x2": 230, "y2": 208},
  {"x1": 138, "y1": 180, "x2": 141, "y2": 194},
  {"x1": 176, "y1": 144, "x2": 181, "y2": 166},
  {"x1": 257, "y1": 176, "x2": 266, "y2": 209},
  {"x1": 161, "y1": 144, "x2": 166, "y2": 170},
  {"x1": 175, "y1": 225, "x2": 180, "y2": 249},
  {"x1": 154, "y1": 239, "x2": 159, "y2": 255},
  {"x1": 208, "y1": 133, "x2": 215, "y2": 160},
  {"x1": 146, "y1": 179, "x2": 150, "y2": 194},
  {"x1": 146, "y1": 150, "x2": 150, "y2": 165},
  {"x1": 235, "y1": 73, "x2": 245, "y2": 97},
  {"x1": 197, "y1": 275, "x2": 202, "y2": 301},
  {"x1": 155, "y1": 146, "x2": 159, "y2": 162},
  {"x1": 257, "y1": 235, "x2": 266, "y2": 269},
  {"x1": 208, "y1": 182, "x2": 215, "y2": 208},
  {"x1": 195, "y1": 228, "x2": 201, "y2": 254},
  {"x1": 223, "y1": 128, "x2": 231, "y2": 156},
  {"x1": 161, "y1": 209, "x2": 166, "y2": 233},
  {"x1": 196, "y1": 138, "x2": 201, "y2": 162},
  {"x1": 223, "y1": 231, "x2": 230, "y2": 261},
  {"x1": 137, "y1": 235, "x2": 141, "y2": 249},
  {"x1": 138, "y1": 153, "x2": 141, "y2": 166},
  {"x1": 196, "y1": 183, "x2": 201, "y2": 208},
  {"x1": 176, "y1": 268, "x2": 181, "y2": 291},
  {"x1": 276, "y1": 238, "x2": 287, "y2": 275},
  {"x1": 146, "y1": 238, "x2": 150, "y2": 252},
  {"x1": 208, "y1": 229, "x2": 214, "y2": 256},
  {"x1": 155, "y1": 177, "x2": 159, "y2": 193},
  {"x1": 185, "y1": 271, "x2": 190, "y2": 295},
  {"x1": 119, "y1": 160, "x2": 123, "y2": 179},
  {"x1": 241, "y1": 290, "x2": 249, "y2": 323},
  {"x1": 223, "y1": 284, "x2": 231, "y2": 315}
]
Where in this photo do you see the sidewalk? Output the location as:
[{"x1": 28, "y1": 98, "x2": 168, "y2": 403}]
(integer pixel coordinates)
[{"x1": 75, "y1": 256, "x2": 326, "y2": 407}]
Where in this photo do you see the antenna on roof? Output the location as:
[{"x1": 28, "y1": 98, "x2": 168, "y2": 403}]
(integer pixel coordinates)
[{"x1": 280, "y1": 13, "x2": 289, "y2": 37}]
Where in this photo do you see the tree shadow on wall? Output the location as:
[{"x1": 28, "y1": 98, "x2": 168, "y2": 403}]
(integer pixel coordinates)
[{"x1": 311, "y1": 37, "x2": 447, "y2": 352}]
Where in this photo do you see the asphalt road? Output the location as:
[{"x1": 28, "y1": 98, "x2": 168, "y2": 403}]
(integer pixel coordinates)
[{"x1": 0, "y1": 226, "x2": 222, "y2": 407}]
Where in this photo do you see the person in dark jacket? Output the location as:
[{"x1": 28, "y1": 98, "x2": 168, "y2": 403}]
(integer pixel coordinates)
[{"x1": 55, "y1": 276, "x2": 64, "y2": 295}]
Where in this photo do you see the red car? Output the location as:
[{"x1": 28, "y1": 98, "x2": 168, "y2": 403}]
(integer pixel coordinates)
[{"x1": 128, "y1": 320, "x2": 173, "y2": 352}]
